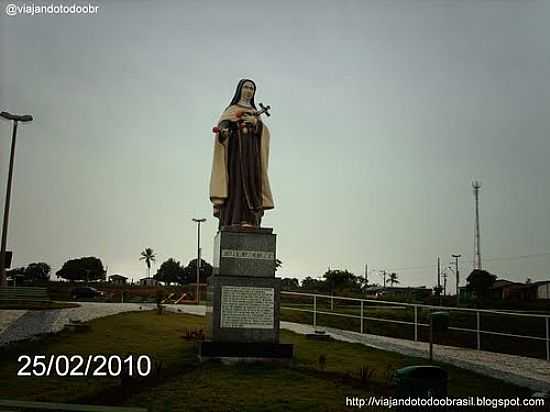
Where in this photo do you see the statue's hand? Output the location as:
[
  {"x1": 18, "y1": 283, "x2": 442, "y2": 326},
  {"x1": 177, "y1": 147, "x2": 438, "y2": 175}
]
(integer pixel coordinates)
[{"x1": 242, "y1": 114, "x2": 257, "y2": 126}]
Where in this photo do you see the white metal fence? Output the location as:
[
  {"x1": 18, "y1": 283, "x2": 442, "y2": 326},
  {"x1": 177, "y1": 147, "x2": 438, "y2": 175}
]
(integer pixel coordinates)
[{"x1": 280, "y1": 291, "x2": 550, "y2": 361}]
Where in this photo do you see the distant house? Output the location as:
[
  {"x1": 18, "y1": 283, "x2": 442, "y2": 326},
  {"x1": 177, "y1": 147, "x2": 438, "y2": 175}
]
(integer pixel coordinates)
[
  {"x1": 6, "y1": 273, "x2": 25, "y2": 287},
  {"x1": 488, "y1": 279, "x2": 550, "y2": 301},
  {"x1": 188, "y1": 282, "x2": 208, "y2": 286},
  {"x1": 534, "y1": 281, "x2": 550, "y2": 300},
  {"x1": 521, "y1": 280, "x2": 550, "y2": 300},
  {"x1": 108, "y1": 274, "x2": 128, "y2": 286},
  {"x1": 489, "y1": 279, "x2": 523, "y2": 300},
  {"x1": 139, "y1": 277, "x2": 158, "y2": 287}
]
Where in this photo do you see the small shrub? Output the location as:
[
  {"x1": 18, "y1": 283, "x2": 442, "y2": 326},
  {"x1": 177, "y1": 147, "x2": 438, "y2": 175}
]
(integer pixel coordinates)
[
  {"x1": 182, "y1": 328, "x2": 205, "y2": 341},
  {"x1": 384, "y1": 364, "x2": 396, "y2": 384},
  {"x1": 318, "y1": 354, "x2": 327, "y2": 370},
  {"x1": 156, "y1": 302, "x2": 164, "y2": 315},
  {"x1": 359, "y1": 365, "x2": 375, "y2": 385},
  {"x1": 155, "y1": 290, "x2": 164, "y2": 314}
]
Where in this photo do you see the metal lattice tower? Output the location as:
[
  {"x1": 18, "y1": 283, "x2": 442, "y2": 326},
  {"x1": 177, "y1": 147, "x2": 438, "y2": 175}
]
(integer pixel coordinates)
[{"x1": 472, "y1": 181, "x2": 482, "y2": 270}]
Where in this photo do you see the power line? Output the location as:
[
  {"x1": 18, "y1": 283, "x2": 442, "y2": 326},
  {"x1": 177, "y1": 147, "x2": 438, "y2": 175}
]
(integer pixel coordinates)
[
  {"x1": 485, "y1": 252, "x2": 550, "y2": 262},
  {"x1": 386, "y1": 251, "x2": 550, "y2": 273}
]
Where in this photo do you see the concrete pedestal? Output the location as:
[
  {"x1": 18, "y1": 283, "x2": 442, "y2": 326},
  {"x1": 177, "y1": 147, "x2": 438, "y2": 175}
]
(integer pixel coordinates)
[{"x1": 200, "y1": 227, "x2": 293, "y2": 361}]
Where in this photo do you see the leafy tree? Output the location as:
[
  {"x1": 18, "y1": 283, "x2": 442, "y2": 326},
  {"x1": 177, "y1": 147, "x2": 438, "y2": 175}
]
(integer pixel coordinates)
[
  {"x1": 281, "y1": 277, "x2": 299, "y2": 290},
  {"x1": 356, "y1": 276, "x2": 369, "y2": 293},
  {"x1": 182, "y1": 258, "x2": 213, "y2": 284},
  {"x1": 323, "y1": 269, "x2": 358, "y2": 292},
  {"x1": 155, "y1": 258, "x2": 185, "y2": 285},
  {"x1": 139, "y1": 248, "x2": 156, "y2": 277},
  {"x1": 56, "y1": 257, "x2": 106, "y2": 282},
  {"x1": 300, "y1": 276, "x2": 324, "y2": 291},
  {"x1": 466, "y1": 269, "x2": 497, "y2": 299},
  {"x1": 275, "y1": 259, "x2": 282, "y2": 272},
  {"x1": 388, "y1": 272, "x2": 400, "y2": 287},
  {"x1": 25, "y1": 262, "x2": 51, "y2": 281}
]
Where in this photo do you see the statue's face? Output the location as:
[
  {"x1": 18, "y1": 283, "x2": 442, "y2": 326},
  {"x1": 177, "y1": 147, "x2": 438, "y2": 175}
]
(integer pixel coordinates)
[{"x1": 240, "y1": 81, "x2": 255, "y2": 101}]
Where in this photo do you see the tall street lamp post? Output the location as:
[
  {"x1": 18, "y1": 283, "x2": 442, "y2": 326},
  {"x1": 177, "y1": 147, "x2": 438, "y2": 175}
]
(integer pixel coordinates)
[
  {"x1": 452, "y1": 253, "x2": 462, "y2": 306},
  {"x1": 192, "y1": 218, "x2": 206, "y2": 304},
  {"x1": 0, "y1": 112, "x2": 33, "y2": 288}
]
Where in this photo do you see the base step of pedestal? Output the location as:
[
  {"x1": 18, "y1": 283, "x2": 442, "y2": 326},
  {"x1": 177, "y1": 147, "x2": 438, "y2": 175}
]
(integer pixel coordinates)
[{"x1": 199, "y1": 341, "x2": 293, "y2": 361}]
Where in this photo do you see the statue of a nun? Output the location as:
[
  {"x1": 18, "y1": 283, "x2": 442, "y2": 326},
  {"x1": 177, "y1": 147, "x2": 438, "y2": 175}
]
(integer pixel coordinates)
[{"x1": 209, "y1": 79, "x2": 274, "y2": 229}]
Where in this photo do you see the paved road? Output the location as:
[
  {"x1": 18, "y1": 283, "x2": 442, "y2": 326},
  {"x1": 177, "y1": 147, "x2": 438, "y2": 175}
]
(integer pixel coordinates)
[{"x1": 1, "y1": 302, "x2": 548, "y2": 393}]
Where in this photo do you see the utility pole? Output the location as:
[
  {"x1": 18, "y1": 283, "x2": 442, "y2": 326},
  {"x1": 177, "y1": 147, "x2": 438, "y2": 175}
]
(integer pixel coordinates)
[
  {"x1": 472, "y1": 181, "x2": 482, "y2": 270},
  {"x1": 437, "y1": 256, "x2": 441, "y2": 305},
  {"x1": 442, "y1": 271, "x2": 447, "y2": 296},
  {"x1": 0, "y1": 111, "x2": 33, "y2": 288},
  {"x1": 452, "y1": 254, "x2": 462, "y2": 305},
  {"x1": 192, "y1": 218, "x2": 206, "y2": 304},
  {"x1": 382, "y1": 270, "x2": 386, "y2": 288},
  {"x1": 437, "y1": 256, "x2": 441, "y2": 294}
]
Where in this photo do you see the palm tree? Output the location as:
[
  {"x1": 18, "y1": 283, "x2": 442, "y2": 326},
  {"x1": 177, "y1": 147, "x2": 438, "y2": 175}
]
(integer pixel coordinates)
[
  {"x1": 388, "y1": 272, "x2": 400, "y2": 287},
  {"x1": 139, "y1": 248, "x2": 156, "y2": 278}
]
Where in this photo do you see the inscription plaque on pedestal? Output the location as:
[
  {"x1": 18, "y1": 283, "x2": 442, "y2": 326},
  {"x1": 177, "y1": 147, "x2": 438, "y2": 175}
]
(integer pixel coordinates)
[
  {"x1": 213, "y1": 230, "x2": 276, "y2": 278},
  {"x1": 221, "y1": 286, "x2": 274, "y2": 329}
]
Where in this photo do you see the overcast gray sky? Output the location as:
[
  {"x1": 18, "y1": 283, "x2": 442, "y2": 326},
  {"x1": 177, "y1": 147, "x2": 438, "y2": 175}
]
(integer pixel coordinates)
[{"x1": 1, "y1": 0, "x2": 549, "y2": 291}]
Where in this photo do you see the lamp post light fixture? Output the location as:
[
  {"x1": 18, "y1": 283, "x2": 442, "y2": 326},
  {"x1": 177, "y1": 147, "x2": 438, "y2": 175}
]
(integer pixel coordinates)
[
  {"x1": 0, "y1": 111, "x2": 33, "y2": 288},
  {"x1": 192, "y1": 218, "x2": 206, "y2": 304},
  {"x1": 452, "y1": 253, "x2": 462, "y2": 306}
]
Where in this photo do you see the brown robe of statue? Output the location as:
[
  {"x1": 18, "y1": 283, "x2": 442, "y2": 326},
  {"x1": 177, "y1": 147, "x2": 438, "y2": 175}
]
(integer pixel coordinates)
[{"x1": 209, "y1": 105, "x2": 274, "y2": 228}]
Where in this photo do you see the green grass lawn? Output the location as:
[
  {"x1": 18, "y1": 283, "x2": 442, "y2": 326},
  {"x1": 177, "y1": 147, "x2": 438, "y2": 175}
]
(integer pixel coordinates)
[{"x1": 0, "y1": 310, "x2": 533, "y2": 411}]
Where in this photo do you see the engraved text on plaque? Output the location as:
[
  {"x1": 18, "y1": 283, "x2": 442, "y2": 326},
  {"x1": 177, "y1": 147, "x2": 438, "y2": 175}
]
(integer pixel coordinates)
[{"x1": 220, "y1": 286, "x2": 274, "y2": 329}]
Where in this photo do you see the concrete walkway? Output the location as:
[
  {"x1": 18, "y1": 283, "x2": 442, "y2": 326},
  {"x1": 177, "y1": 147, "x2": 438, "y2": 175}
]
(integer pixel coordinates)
[
  {"x1": 1, "y1": 302, "x2": 548, "y2": 393},
  {"x1": 0, "y1": 302, "x2": 158, "y2": 345},
  {"x1": 281, "y1": 322, "x2": 550, "y2": 393}
]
